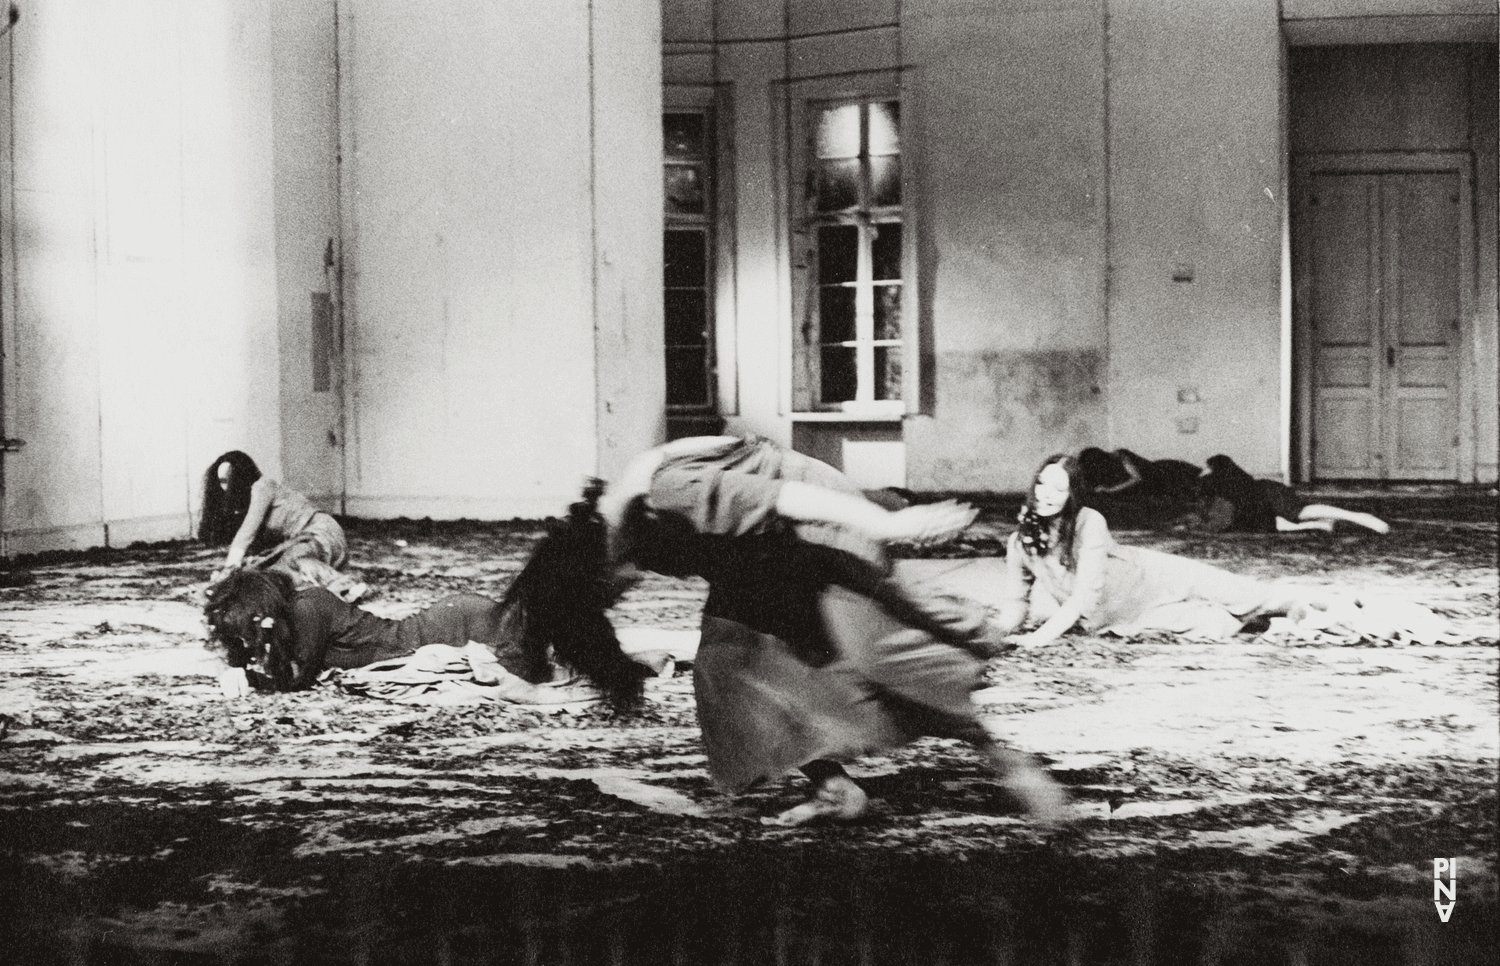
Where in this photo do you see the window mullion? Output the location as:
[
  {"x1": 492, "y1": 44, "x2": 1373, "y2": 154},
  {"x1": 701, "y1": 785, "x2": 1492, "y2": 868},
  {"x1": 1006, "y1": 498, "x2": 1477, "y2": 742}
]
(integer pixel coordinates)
[{"x1": 856, "y1": 223, "x2": 874, "y2": 403}]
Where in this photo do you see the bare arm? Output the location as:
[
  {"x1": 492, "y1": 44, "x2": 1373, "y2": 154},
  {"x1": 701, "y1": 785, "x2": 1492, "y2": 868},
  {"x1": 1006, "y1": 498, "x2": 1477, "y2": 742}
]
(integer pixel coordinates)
[
  {"x1": 224, "y1": 478, "x2": 275, "y2": 567},
  {"x1": 1092, "y1": 451, "x2": 1143, "y2": 495},
  {"x1": 989, "y1": 533, "x2": 1033, "y2": 636},
  {"x1": 1014, "y1": 598, "x2": 1087, "y2": 649},
  {"x1": 775, "y1": 481, "x2": 976, "y2": 546},
  {"x1": 1012, "y1": 511, "x2": 1107, "y2": 649}
]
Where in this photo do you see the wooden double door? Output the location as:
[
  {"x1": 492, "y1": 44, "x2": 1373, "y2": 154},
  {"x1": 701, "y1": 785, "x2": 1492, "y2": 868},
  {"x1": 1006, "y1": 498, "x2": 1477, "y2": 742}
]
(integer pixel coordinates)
[{"x1": 1294, "y1": 159, "x2": 1470, "y2": 481}]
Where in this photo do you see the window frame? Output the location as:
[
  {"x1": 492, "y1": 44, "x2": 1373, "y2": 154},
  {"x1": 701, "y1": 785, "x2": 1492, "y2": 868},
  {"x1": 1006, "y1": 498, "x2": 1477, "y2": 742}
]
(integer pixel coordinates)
[
  {"x1": 663, "y1": 85, "x2": 737, "y2": 421},
  {"x1": 785, "y1": 72, "x2": 918, "y2": 419}
]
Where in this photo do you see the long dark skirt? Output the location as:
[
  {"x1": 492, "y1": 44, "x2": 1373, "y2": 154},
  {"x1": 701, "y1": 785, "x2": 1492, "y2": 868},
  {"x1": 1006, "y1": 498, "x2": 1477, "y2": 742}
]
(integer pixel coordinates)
[{"x1": 694, "y1": 586, "x2": 990, "y2": 794}]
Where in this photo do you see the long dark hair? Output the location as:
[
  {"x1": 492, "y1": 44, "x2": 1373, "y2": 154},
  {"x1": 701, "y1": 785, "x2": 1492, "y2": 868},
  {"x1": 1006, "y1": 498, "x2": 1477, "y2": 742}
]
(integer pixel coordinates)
[
  {"x1": 499, "y1": 480, "x2": 647, "y2": 709},
  {"x1": 1016, "y1": 453, "x2": 1087, "y2": 570},
  {"x1": 199, "y1": 451, "x2": 263, "y2": 545},
  {"x1": 203, "y1": 569, "x2": 297, "y2": 691}
]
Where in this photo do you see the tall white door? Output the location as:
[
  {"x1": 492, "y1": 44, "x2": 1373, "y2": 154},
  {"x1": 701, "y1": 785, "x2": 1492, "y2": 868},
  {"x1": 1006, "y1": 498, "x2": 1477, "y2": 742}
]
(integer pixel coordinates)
[{"x1": 1300, "y1": 170, "x2": 1462, "y2": 481}]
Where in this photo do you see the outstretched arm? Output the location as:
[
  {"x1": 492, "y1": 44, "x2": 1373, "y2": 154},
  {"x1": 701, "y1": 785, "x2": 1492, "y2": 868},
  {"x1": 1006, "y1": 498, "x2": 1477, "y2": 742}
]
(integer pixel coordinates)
[
  {"x1": 1010, "y1": 511, "x2": 1107, "y2": 649},
  {"x1": 989, "y1": 533, "x2": 1034, "y2": 637},
  {"x1": 224, "y1": 478, "x2": 275, "y2": 567},
  {"x1": 1092, "y1": 451, "x2": 1144, "y2": 495},
  {"x1": 775, "y1": 481, "x2": 976, "y2": 546}
]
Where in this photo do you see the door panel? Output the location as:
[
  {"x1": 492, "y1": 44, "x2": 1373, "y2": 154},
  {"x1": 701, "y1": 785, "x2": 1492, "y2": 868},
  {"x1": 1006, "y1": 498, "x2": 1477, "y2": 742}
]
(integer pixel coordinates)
[
  {"x1": 1316, "y1": 398, "x2": 1379, "y2": 475},
  {"x1": 1309, "y1": 174, "x2": 1381, "y2": 479},
  {"x1": 1383, "y1": 173, "x2": 1459, "y2": 479},
  {"x1": 1303, "y1": 169, "x2": 1461, "y2": 481},
  {"x1": 1395, "y1": 399, "x2": 1451, "y2": 473}
]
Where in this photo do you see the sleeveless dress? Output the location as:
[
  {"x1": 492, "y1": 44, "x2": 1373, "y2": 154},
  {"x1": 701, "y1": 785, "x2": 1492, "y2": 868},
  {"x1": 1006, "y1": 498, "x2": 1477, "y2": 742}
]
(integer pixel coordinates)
[{"x1": 256, "y1": 481, "x2": 361, "y2": 599}]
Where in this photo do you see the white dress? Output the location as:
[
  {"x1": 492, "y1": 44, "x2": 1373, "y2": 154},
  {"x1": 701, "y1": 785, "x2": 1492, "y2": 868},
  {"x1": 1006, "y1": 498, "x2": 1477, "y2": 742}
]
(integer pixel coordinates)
[{"x1": 1000, "y1": 507, "x2": 1286, "y2": 639}]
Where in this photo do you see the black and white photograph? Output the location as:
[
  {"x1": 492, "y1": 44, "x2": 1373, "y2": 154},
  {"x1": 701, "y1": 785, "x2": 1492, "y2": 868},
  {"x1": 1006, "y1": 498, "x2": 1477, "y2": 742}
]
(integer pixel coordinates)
[{"x1": 0, "y1": 1, "x2": 1496, "y2": 963}]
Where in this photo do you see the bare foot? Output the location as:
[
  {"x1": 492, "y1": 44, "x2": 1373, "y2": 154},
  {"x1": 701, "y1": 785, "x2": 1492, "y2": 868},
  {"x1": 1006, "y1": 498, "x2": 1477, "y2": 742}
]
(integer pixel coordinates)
[
  {"x1": 980, "y1": 744, "x2": 1070, "y2": 825},
  {"x1": 771, "y1": 775, "x2": 869, "y2": 826},
  {"x1": 1002, "y1": 764, "x2": 1069, "y2": 826}
]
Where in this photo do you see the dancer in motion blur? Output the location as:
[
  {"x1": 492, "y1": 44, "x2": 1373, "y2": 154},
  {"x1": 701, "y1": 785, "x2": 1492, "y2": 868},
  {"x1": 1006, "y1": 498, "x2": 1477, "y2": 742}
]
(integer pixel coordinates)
[{"x1": 580, "y1": 435, "x2": 1065, "y2": 826}]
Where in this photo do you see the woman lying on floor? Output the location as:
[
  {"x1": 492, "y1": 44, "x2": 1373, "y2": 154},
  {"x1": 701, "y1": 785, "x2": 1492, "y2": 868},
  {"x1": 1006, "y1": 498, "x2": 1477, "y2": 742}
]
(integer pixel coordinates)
[
  {"x1": 200, "y1": 451, "x2": 368, "y2": 603},
  {"x1": 586, "y1": 434, "x2": 1064, "y2": 826},
  {"x1": 1078, "y1": 447, "x2": 1389, "y2": 536},
  {"x1": 995, "y1": 454, "x2": 1344, "y2": 648},
  {"x1": 205, "y1": 489, "x2": 655, "y2": 704},
  {"x1": 1198, "y1": 454, "x2": 1389, "y2": 535}
]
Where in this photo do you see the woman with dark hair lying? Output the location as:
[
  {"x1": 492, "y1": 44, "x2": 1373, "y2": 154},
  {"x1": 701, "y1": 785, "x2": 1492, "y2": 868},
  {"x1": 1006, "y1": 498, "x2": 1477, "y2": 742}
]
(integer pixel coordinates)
[
  {"x1": 206, "y1": 487, "x2": 653, "y2": 705},
  {"x1": 1198, "y1": 454, "x2": 1389, "y2": 535},
  {"x1": 994, "y1": 454, "x2": 1338, "y2": 649},
  {"x1": 1077, "y1": 447, "x2": 1202, "y2": 503},
  {"x1": 199, "y1": 450, "x2": 367, "y2": 603},
  {"x1": 587, "y1": 435, "x2": 1065, "y2": 827}
]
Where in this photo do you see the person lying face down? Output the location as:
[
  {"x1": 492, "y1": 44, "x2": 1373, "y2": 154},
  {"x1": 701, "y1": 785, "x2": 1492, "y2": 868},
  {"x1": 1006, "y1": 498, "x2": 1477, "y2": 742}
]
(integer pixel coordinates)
[
  {"x1": 204, "y1": 487, "x2": 653, "y2": 705},
  {"x1": 1198, "y1": 454, "x2": 1390, "y2": 535},
  {"x1": 1076, "y1": 446, "x2": 1203, "y2": 503}
]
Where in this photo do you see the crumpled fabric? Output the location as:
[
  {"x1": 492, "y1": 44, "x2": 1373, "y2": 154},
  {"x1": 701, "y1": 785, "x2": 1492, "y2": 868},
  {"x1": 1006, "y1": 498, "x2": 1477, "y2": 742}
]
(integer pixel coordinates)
[
  {"x1": 327, "y1": 642, "x2": 601, "y2": 706},
  {"x1": 1260, "y1": 597, "x2": 1461, "y2": 647}
]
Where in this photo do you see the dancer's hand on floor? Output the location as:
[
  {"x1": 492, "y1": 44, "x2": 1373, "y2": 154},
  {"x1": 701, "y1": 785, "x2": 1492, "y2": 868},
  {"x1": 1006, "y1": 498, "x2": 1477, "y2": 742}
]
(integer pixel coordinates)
[{"x1": 879, "y1": 500, "x2": 978, "y2": 547}]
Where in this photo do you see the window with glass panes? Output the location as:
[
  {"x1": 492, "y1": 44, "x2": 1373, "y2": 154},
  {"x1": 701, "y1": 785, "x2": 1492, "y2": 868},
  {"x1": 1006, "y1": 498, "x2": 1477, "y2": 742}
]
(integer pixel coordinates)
[
  {"x1": 803, "y1": 100, "x2": 902, "y2": 408},
  {"x1": 663, "y1": 112, "x2": 714, "y2": 412}
]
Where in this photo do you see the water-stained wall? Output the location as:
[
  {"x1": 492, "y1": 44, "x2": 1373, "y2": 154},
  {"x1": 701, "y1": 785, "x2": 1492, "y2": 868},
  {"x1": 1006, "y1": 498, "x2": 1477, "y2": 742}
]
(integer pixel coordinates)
[
  {"x1": 663, "y1": 0, "x2": 1497, "y2": 490},
  {"x1": 1105, "y1": 0, "x2": 1285, "y2": 478},
  {"x1": 901, "y1": 0, "x2": 1109, "y2": 491}
]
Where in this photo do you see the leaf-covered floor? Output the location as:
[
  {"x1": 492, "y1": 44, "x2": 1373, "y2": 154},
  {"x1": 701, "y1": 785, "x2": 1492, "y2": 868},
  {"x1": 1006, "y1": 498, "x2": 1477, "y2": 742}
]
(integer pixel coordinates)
[{"x1": 0, "y1": 494, "x2": 1495, "y2": 964}]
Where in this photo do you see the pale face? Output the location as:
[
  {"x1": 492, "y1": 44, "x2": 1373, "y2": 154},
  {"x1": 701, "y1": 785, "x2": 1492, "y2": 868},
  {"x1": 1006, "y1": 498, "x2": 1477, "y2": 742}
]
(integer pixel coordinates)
[
  {"x1": 216, "y1": 462, "x2": 234, "y2": 492},
  {"x1": 1033, "y1": 463, "x2": 1071, "y2": 517}
]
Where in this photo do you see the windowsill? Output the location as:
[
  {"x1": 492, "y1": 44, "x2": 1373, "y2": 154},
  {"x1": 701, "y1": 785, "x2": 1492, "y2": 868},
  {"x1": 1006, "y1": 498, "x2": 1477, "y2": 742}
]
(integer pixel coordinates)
[{"x1": 789, "y1": 410, "x2": 904, "y2": 423}]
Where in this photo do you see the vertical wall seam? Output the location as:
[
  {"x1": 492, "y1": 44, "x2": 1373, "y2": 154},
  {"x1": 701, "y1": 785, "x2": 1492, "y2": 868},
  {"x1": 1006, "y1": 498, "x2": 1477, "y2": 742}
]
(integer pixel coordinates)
[
  {"x1": 588, "y1": 0, "x2": 601, "y2": 473},
  {"x1": 1101, "y1": 0, "x2": 1113, "y2": 447},
  {"x1": 179, "y1": 0, "x2": 192, "y2": 533},
  {"x1": 333, "y1": 0, "x2": 348, "y2": 515},
  {"x1": 1, "y1": 20, "x2": 15, "y2": 548}
]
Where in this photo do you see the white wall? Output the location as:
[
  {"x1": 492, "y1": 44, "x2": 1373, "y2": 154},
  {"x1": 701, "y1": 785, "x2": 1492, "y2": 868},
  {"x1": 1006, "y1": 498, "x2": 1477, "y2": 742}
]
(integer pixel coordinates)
[
  {"x1": 272, "y1": 0, "x2": 344, "y2": 510},
  {"x1": 593, "y1": 0, "x2": 668, "y2": 481},
  {"x1": 1107, "y1": 0, "x2": 1285, "y2": 478},
  {"x1": 1, "y1": 0, "x2": 282, "y2": 555},
  {"x1": 339, "y1": 0, "x2": 663, "y2": 521},
  {"x1": 0, "y1": 0, "x2": 666, "y2": 554},
  {"x1": 904, "y1": 0, "x2": 1109, "y2": 491}
]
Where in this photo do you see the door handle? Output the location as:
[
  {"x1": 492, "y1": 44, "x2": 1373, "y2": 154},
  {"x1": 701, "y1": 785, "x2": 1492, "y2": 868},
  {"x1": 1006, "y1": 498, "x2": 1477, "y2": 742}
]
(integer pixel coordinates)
[{"x1": 1386, "y1": 346, "x2": 1395, "y2": 368}]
